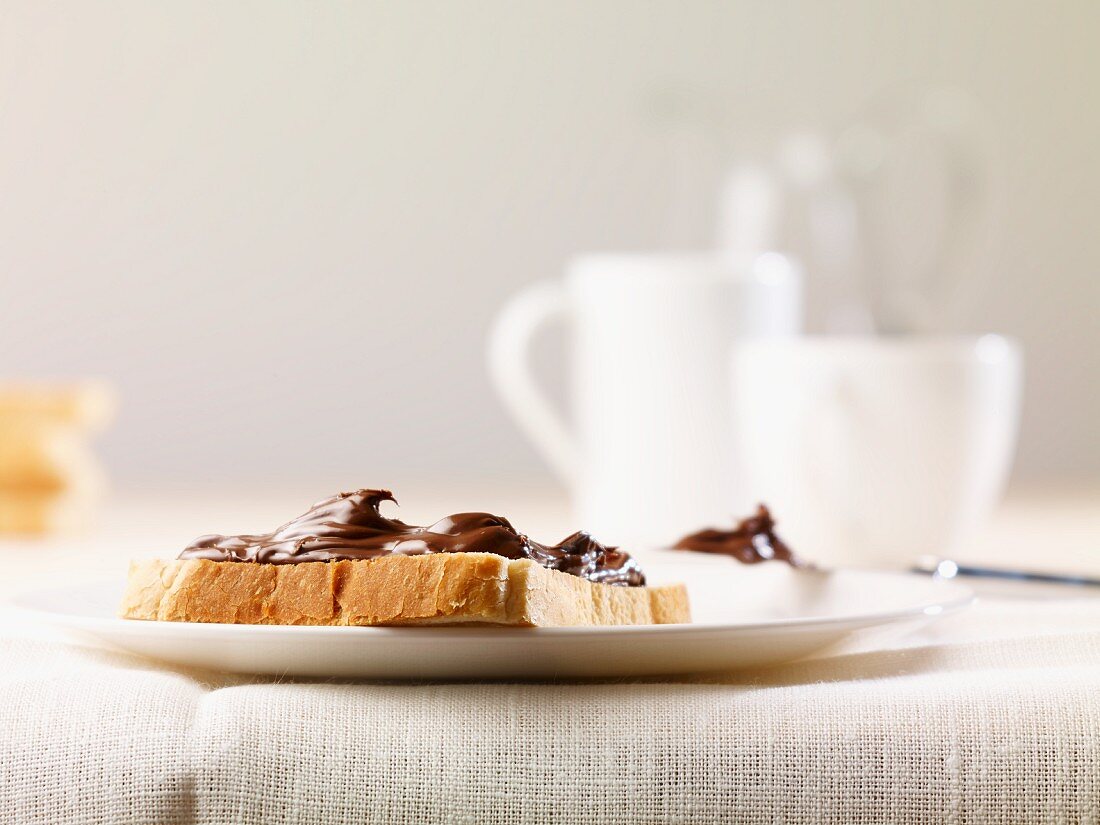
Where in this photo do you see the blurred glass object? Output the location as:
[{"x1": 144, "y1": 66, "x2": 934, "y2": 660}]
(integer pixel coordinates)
[
  {"x1": 0, "y1": 382, "x2": 115, "y2": 535},
  {"x1": 706, "y1": 83, "x2": 996, "y2": 335},
  {"x1": 835, "y1": 84, "x2": 997, "y2": 334}
]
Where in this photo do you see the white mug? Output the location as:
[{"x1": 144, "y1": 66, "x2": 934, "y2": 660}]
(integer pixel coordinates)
[
  {"x1": 488, "y1": 253, "x2": 801, "y2": 546},
  {"x1": 731, "y1": 335, "x2": 1023, "y2": 567}
]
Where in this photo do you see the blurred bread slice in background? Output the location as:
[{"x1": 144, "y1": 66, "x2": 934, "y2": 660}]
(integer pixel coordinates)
[{"x1": 0, "y1": 381, "x2": 114, "y2": 535}]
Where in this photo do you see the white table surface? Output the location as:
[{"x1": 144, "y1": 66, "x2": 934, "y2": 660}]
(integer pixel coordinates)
[{"x1": 2, "y1": 483, "x2": 1099, "y2": 824}]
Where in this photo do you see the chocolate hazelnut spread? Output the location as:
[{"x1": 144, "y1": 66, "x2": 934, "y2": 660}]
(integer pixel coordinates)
[
  {"x1": 673, "y1": 505, "x2": 803, "y2": 566},
  {"x1": 179, "y1": 489, "x2": 645, "y2": 586}
]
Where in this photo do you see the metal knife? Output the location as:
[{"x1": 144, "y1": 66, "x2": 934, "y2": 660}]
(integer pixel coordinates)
[{"x1": 913, "y1": 556, "x2": 1100, "y2": 588}]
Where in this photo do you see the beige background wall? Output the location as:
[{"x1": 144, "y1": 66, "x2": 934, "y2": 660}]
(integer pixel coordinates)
[{"x1": 1, "y1": 1, "x2": 1096, "y2": 489}]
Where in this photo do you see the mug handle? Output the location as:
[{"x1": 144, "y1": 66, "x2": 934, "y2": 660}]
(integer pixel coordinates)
[{"x1": 486, "y1": 280, "x2": 580, "y2": 484}]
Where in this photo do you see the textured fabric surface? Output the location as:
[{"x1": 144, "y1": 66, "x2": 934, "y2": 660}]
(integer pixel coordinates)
[{"x1": 3, "y1": 601, "x2": 1100, "y2": 824}]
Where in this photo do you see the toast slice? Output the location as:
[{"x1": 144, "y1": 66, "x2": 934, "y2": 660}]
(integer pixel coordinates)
[{"x1": 119, "y1": 553, "x2": 690, "y2": 627}]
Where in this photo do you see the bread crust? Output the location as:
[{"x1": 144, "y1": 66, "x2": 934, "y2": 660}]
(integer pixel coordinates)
[{"x1": 119, "y1": 554, "x2": 690, "y2": 627}]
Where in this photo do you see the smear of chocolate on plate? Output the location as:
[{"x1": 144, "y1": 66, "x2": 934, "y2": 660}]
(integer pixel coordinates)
[{"x1": 673, "y1": 505, "x2": 805, "y2": 567}]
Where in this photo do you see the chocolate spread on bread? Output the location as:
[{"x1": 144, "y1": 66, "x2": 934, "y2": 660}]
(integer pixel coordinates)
[
  {"x1": 673, "y1": 505, "x2": 803, "y2": 566},
  {"x1": 179, "y1": 489, "x2": 645, "y2": 586}
]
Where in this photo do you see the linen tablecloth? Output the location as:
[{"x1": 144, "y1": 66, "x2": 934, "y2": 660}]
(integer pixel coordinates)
[{"x1": 4, "y1": 597, "x2": 1100, "y2": 825}]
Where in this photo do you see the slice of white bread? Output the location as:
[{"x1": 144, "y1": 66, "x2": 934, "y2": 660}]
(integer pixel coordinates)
[{"x1": 119, "y1": 553, "x2": 690, "y2": 627}]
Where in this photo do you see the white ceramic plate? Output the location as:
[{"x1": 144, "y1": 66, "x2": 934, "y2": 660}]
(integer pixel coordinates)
[{"x1": 9, "y1": 553, "x2": 972, "y2": 679}]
